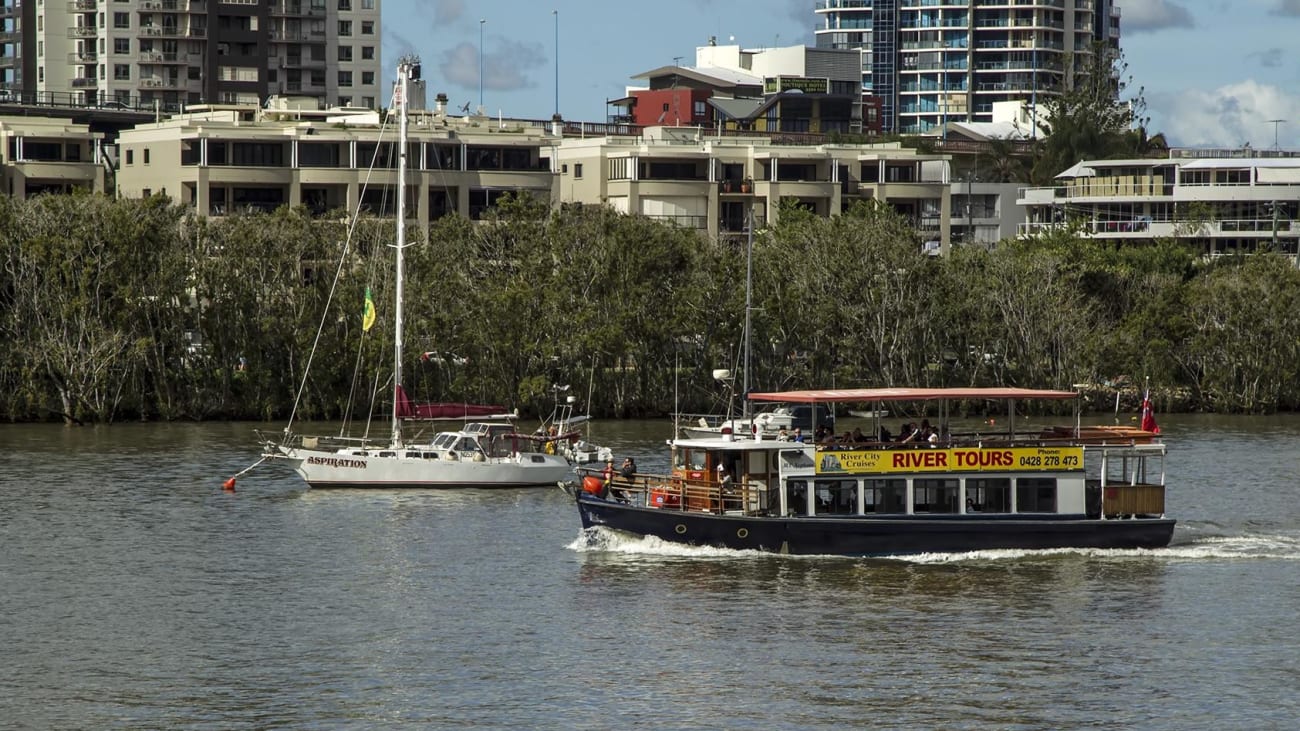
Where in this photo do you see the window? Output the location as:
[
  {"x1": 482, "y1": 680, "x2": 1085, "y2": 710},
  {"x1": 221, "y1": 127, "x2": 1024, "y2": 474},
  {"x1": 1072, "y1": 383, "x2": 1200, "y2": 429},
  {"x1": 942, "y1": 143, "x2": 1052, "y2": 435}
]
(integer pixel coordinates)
[
  {"x1": 338, "y1": 20, "x2": 351, "y2": 36},
  {"x1": 337, "y1": 0, "x2": 350, "y2": 8},
  {"x1": 113, "y1": 12, "x2": 129, "y2": 29},
  {"x1": 361, "y1": 96, "x2": 374, "y2": 108},
  {"x1": 966, "y1": 478, "x2": 1010, "y2": 513},
  {"x1": 188, "y1": 66, "x2": 201, "y2": 80},
  {"x1": 37, "y1": 40, "x2": 42, "y2": 57},
  {"x1": 361, "y1": 0, "x2": 373, "y2": 7},
  {"x1": 360, "y1": 20, "x2": 373, "y2": 34},
  {"x1": 360, "y1": 71, "x2": 373, "y2": 85},
  {"x1": 337, "y1": 46, "x2": 352, "y2": 62},
  {"x1": 1016, "y1": 478, "x2": 1057, "y2": 513},
  {"x1": 142, "y1": 188, "x2": 151, "y2": 197},
  {"x1": 125, "y1": 149, "x2": 133, "y2": 165},
  {"x1": 865, "y1": 479, "x2": 907, "y2": 513},
  {"x1": 114, "y1": 64, "x2": 130, "y2": 80},
  {"x1": 361, "y1": 46, "x2": 374, "y2": 60},
  {"x1": 38, "y1": 66, "x2": 44, "y2": 82},
  {"x1": 114, "y1": 38, "x2": 129, "y2": 54},
  {"x1": 573, "y1": 163, "x2": 583, "y2": 179},
  {"x1": 913, "y1": 478, "x2": 959, "y2": 513},
  {"x1": 814, "y1": 479, "x2": 857, "y2": 515},
  {"x1": 337, "y1": 70, "x2": 352, "y2": 86},
  {"x1": 143, "y1": 148, "x2": 150, "y2": 164}
]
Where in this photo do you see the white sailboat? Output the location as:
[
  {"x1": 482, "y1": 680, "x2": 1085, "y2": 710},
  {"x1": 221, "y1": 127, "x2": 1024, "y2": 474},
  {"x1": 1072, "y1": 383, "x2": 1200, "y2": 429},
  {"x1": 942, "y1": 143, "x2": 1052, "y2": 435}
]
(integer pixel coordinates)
[{"x1": 263, "y1": 58, "x2": 573, "y2": 489}]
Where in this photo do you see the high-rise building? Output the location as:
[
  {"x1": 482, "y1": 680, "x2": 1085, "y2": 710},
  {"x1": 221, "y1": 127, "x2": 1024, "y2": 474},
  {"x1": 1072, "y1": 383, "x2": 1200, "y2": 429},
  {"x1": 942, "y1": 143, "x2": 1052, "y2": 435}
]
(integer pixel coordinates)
[
  {"x1": 814, "y1": 0, "x2": 1120, "y2": 134},
  {"x1": 0, "y1": 0, "x2": 381, "y2": 111}
]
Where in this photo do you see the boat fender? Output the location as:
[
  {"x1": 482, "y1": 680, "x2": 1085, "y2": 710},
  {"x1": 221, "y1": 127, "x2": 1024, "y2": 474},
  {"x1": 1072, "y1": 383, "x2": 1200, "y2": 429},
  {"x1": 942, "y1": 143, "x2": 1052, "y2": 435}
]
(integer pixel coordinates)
[
  {"x1": 581, "y1": 475, "x2": 606, "y2": 497},
  {"x1": 445, "y1": 451, "x2": 458, "y2": 461}
]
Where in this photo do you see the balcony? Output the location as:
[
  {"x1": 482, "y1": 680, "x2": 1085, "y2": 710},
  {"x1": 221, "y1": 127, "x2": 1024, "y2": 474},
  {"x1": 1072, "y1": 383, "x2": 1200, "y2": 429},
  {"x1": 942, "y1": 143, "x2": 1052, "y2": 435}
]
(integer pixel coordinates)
[
  {"x1": 280, "y1": 56, "x2": 326, "y2": 70},
  {"x1": 67, "y1": 0, "x2": 96, "y2": 10},
  {"x1": 68, "y1": 26, "x2": 99, "y2": 38},
  {"x1": 68, "y1": 51, "x2": 98, "y2": 64},
  {"x1": 71, "y1": 76, "x2": 98, "y2": 88},
  {"x1": 140, "y1": 51, "x2": 189, "y2": 63}
]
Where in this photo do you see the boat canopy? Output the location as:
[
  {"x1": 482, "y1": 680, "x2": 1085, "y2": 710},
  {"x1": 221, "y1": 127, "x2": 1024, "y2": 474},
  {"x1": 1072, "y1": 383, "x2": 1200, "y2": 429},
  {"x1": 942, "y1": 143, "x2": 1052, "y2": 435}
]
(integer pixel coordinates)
[
  {"x1": 394, "y1": 384, "x2": 509, "y2": 420},
  {"x1": 748, "y1": 387, "x2": 1079, "y2": 404}
]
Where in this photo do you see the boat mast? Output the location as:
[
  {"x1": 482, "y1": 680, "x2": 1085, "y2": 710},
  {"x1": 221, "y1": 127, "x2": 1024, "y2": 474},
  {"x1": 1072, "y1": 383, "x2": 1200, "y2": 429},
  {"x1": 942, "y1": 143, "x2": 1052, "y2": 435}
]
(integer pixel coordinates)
[
  {"x1": 391, "y1": 57, "x2": 416, "y2": 447},
  {"x1": 741, "y1": 207, "x2": 754, "y2": 419}
]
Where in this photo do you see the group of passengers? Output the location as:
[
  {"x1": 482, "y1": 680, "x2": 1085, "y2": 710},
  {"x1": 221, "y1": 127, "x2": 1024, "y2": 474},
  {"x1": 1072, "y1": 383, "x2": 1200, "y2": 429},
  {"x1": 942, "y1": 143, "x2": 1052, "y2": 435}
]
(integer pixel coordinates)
[{"x1": 773, "y1": 419, "x2": 946, "y2": 448}]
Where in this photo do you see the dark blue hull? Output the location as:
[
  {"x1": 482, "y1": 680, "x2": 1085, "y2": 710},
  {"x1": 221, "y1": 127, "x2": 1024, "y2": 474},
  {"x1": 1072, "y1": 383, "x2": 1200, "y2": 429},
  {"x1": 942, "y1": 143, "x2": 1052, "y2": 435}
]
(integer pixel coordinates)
[{"x1": 576, "y1": 494, "x2": 1175, "y2": 556}]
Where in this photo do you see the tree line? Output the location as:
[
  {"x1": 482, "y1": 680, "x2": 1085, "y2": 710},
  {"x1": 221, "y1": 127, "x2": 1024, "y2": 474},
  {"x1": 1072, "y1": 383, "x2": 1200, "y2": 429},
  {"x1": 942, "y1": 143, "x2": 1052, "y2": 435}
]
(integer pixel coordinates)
[{"x1": 2, "y1": 191, "x2": 1299, "y2": 424}]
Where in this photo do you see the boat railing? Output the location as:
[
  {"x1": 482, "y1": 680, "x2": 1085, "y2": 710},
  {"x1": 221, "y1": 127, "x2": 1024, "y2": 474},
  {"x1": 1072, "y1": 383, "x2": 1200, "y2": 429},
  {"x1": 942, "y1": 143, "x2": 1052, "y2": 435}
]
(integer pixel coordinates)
[{"x1": 582, "y1": 469, "x2": 764, "y2": 516}]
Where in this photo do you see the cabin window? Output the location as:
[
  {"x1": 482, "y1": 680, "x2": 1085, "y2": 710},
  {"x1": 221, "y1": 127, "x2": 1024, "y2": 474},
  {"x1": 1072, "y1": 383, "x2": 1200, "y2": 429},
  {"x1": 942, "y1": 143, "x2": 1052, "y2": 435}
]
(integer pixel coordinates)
[
  {"x1": 815, "y1": 479, "x2": 857, "y2": 515},
  {"x1": 1016, "y1": 478, "x2": 1057, "y2": 513},
  {"x1": 967, "y1": 478, "x2": 1011, "y2": 513},
  {"x1": 913, "y1": 478, "x2": 959, "y2": 513},
  {"x1": 865, "y1": 479, "x2": 907, "y2": 514},
  {"x1": 787, "y1": 480, "x2": 809, "y2": 516}
]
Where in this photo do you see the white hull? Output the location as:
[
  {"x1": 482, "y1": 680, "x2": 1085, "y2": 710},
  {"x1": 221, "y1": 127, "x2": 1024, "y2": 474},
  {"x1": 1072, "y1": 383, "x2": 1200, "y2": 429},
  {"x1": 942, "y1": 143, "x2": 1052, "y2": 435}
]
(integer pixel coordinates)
[{"x1": 277, "y1": 444, "x2": 573, "y2": 488}]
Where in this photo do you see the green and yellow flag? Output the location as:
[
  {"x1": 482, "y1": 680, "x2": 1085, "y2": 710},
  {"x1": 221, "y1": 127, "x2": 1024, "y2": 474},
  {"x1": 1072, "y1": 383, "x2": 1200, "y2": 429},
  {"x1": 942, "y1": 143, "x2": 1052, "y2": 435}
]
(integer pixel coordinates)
[{"x1": 362, "y1": 287, "x2": 377, "y2": 331}]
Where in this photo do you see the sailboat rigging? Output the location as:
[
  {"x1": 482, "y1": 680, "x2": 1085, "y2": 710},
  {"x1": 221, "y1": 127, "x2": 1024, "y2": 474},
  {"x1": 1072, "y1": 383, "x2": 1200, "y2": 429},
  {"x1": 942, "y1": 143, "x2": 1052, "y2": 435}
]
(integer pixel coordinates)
[{"x1": 255, "y1": 57, "x2": 574, "y2": 489}]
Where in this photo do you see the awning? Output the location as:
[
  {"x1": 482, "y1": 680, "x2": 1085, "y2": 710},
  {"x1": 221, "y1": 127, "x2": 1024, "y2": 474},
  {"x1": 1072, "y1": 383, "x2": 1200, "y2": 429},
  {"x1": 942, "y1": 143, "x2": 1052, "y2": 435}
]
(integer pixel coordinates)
[
  {"x1": 1055, "y1": 161, "x2": 1096, "y2": 179},
  {"x1": 748, "y1": 387, "x2": 1078, "y2": 404}
]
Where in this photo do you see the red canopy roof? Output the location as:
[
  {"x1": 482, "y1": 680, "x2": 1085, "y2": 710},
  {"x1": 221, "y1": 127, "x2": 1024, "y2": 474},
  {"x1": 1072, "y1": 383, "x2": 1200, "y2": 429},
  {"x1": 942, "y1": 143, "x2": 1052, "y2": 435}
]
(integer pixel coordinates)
[
  {"x1": 394, "y1": 384, "x2": 509, "y2": 420},
  {"x1": 747, "y1": 387, "x2": 1078, "y2": 404}
]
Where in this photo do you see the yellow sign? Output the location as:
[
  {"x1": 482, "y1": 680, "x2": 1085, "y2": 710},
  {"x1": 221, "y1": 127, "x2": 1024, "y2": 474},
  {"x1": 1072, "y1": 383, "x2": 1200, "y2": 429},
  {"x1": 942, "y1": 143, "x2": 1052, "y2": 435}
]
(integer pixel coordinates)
[{"x1": 815, "y1": 447, "x2": 1084, "y2": 475}]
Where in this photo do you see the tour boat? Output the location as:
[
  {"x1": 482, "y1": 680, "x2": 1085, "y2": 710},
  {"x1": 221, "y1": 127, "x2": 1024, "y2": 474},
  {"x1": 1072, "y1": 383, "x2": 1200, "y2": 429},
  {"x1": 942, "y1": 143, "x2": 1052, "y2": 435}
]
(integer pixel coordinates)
[
  {"x1": 259, "y1": 58, "x2": 572, "y2": 489},
  {"x1": 568, "y1": 387, "x2": 1174, "y2": 556}
]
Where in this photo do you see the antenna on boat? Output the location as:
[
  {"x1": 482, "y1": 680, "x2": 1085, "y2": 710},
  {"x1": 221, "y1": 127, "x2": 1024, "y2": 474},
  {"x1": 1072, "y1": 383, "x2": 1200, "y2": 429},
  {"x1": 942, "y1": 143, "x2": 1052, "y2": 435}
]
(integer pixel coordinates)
[{"x1": 741, "y1": 206, "x2": 754, "y2": 419}]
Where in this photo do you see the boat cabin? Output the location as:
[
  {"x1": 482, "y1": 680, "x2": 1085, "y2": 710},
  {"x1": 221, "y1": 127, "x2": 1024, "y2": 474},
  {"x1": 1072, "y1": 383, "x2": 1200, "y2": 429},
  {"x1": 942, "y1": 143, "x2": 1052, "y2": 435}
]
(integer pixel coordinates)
[{"x1": 664, "y1": 434, "x2": 1165, "y2": 521}]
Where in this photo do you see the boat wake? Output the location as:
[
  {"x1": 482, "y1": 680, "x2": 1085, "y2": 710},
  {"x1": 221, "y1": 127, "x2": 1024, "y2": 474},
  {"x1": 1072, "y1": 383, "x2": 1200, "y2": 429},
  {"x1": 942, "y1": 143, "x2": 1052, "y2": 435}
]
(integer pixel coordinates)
[
  {"x1": 569, "y1": 527, "x2": 1300, "y2": 563},
  {"x1": 897, "y1": 531, "x2": 1300, "y2": 564},
  {"x1": 567, "y1": 527, "x2": 771, "y2": 559}
]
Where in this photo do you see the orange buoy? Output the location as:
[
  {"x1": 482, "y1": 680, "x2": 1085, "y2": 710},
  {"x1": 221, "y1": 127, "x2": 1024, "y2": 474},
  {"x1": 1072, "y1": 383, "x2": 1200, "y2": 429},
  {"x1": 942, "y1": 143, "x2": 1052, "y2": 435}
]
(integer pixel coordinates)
[
  {"x1": 581, "y1": 475, "x2": 605, "y2": 495},
  {"x1": 223, "y1": 478, "x2": 237, "y2": 492}
]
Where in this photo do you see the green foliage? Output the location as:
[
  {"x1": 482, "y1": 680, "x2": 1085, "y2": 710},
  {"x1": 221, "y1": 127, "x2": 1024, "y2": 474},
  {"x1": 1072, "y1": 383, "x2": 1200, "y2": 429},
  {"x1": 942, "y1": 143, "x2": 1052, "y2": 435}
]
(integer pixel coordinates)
[
  {"x1": 5, "y1": 193, "x2": 1300, "y2": 421},
  {"x1": 1031, "y1": 41, "x2": 1156, "y2": 184}
]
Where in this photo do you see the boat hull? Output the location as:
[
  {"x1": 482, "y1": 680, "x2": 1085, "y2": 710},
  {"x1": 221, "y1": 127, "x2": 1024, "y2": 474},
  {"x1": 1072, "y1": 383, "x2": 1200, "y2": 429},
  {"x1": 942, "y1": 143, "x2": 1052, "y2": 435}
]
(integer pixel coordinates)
[
  {"x1": 576, "y1": 494, "x2": 1175, "y2": 556},
  {"x1": 278, "y1": 445, "x2": 573, "y2": 488}
]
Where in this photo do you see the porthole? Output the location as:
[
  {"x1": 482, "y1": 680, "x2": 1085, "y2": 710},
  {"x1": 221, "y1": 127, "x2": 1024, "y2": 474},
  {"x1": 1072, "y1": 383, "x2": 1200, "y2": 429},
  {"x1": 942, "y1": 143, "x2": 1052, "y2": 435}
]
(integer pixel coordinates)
[
  {"x1": 675, "y1": 524, "x2": 687, "y2": 535},
  {"x1": 737, "y1": 528, "x2": 749, "y2": 539}
]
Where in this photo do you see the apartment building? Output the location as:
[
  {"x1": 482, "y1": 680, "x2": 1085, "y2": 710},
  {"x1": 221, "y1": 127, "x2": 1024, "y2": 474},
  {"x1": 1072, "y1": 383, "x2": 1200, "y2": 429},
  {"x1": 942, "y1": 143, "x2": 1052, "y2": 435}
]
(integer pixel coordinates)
[
  {"x1": 610, "y1": 41, "x2": 869, "y2": 136},
  {"x1": 1017, "y1": 149, "x2": 1300, "y2": 257},
  {"x1": 0, "y1": 0, "x2": 380, "y2": 111},
  {"x1": 554, "y1": 125, "x2": 952, "y2": 246},
  {"x1": 814, "y1": 0, "x2": 1120, "y2": 134},
  {"x1": 0, "y1": 114, "x2": 107, "y2": 197},
  {"x1": 114, "y1": 95, "x2": 556, "y2": 232}
]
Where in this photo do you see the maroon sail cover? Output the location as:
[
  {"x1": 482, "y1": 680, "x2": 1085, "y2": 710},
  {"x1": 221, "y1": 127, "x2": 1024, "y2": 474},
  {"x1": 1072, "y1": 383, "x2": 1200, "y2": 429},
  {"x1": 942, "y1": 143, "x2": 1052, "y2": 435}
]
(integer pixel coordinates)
[{"x1": 394, "y1": 384, "x2": 508, "y2": 420}]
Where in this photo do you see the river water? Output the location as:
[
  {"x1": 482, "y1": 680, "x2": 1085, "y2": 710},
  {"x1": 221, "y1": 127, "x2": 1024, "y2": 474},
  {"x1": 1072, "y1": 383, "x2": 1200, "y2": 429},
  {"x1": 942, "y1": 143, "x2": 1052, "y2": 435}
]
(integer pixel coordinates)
[{"x1": 2, "y1": 415, "x2": 1298, "y2": 730}]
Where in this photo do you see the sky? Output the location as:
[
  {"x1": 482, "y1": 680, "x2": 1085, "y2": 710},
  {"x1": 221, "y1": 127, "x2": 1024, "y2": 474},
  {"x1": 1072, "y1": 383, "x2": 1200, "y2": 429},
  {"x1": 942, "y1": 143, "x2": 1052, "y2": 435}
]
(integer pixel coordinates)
[{"x1": 380, "y1": 0, "x2": 1300, "y2": 150}]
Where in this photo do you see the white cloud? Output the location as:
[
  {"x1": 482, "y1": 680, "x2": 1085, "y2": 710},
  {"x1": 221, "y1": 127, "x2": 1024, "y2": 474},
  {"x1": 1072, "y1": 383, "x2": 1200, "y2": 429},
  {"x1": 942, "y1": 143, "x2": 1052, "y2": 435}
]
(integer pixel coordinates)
[
  {"x1": 1149, "y1": 79, "x2": 1300, "y2": 147},
  {"x1": 1121, "y1": 0, "x2": 1195, "y2": 33}
]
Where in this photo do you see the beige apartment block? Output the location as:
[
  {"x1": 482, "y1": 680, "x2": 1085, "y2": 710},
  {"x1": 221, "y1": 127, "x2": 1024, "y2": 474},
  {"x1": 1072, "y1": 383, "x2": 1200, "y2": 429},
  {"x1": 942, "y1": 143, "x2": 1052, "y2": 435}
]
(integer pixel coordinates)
[
  {"x1": 0, "y1": 115, "x2": 106, "y2": 197},
  {"x1": 554, "y1": 125, "x2": 952, "y2": 248},
  {"x1": 1019, "y1": 150, "x2": 1300, "y2": 258},
  {"x1": 114, "y1": 98, "x2": 558, "y2": 232}
]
